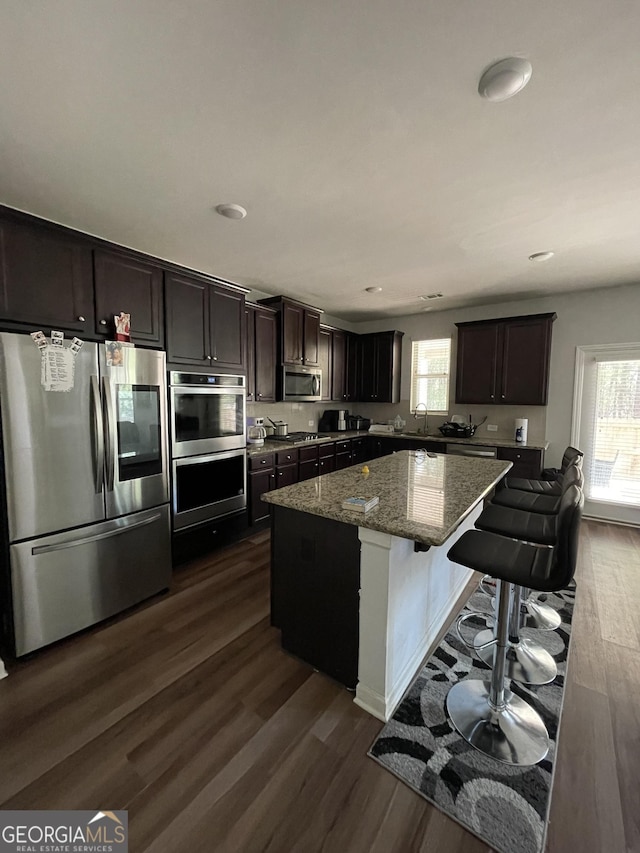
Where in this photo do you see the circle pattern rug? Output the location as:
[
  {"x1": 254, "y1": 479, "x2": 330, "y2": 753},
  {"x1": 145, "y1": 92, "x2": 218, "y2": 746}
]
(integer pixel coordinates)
[{"x1": 368, "y1": 583, "x2": 576, "y2": 853}]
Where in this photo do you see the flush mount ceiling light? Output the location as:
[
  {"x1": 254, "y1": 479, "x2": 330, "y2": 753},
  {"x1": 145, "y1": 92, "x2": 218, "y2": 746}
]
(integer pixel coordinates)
[
  {"x1": 529, "y1": 251, "x2": 555, "y2": 262},
  {"x1": 365, "y1": 286, "x2": 383, "y2": 293},
  {"x1": 215, "y1": 203, "x2": 247, "y2": 220},
  {"x1": 478, "y1": 57, "x2": 533, "y2": 102}
]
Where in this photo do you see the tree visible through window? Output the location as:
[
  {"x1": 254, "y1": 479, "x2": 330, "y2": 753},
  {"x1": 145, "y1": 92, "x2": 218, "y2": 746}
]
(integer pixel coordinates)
[{"x1": 410, "y1": 339, "x2": 451, "y2": 414}]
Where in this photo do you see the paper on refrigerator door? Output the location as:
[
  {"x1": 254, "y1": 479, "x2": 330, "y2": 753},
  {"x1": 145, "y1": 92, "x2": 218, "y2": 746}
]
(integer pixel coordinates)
[{"x1": 42, "y1": 346, "x2": 75, "y2": 392}]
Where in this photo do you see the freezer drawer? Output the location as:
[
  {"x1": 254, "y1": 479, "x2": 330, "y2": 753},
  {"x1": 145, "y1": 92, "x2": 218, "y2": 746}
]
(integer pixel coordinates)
[{"x1": 10, "y1": 505, "x2": 171, "y2": 656}]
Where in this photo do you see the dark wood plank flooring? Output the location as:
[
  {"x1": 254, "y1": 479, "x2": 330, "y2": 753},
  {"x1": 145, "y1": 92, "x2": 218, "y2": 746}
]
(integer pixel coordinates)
[{"x1": 0, "y1": 521, "x2": 638, "y2": 852}]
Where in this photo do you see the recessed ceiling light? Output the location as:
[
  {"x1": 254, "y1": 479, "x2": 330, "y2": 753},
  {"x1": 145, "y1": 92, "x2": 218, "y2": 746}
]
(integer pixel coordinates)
[
  {"x1": 215, "y1": 203, "x2": 247, "y2": 220},
  {"x1": 365, "y1": 286, "x2": 383, "y2": 293},
  {"x1": 478, "y1": 57, "x2": 533, "y2": 102},
  {"x1": 528, "y1": 251, "x2": 555, "y2": 262}
]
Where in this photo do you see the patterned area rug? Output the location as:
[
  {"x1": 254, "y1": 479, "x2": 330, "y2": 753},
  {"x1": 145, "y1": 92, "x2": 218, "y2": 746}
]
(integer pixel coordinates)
[{"x1": 368, "y1": 584, "x2": 576, "y2": 853}]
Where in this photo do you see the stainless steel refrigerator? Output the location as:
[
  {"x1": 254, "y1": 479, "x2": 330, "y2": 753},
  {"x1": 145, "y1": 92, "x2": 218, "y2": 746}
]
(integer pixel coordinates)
[{"x1": 0, "y1": 331, "x2": 171, "y2": 656}]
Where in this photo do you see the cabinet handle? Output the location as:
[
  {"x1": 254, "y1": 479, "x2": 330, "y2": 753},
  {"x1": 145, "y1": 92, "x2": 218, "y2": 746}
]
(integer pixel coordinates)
[
  {"x1": 258, "y1": 393, "x2": 262, "y2": 398},
  {"x1": 77, "y1": 315, "x2": 85, "y2": 322},
  {"x1": 213, "y1": 356, "x2": 218, "y2": 361},
  {"x1": 100, "y1": 319, "x2": 108, "y2": 326},
  {"x1": 490, "y1": 394, "x2": 494, "y2": 399},
  {"x1": 261, "y1": 459, "x2": 267, "y2": 465},
  {"x1": 270, "y1": 474, "x2": 275, "y2": 482},
  {"x1": 279, "y1": 471, "x2": 283, "y2": 476},
  {"x1": 207, "y1": 355, "x2": 212, "y2": 360},
  {"x1": 501, "y1": 394, "x2": 505, "y2": 399}
]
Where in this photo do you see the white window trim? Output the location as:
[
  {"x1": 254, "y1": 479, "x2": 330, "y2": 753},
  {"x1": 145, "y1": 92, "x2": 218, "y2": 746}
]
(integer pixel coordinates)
[{"x1": 410, "y1": 338, "x2": 451, "y2": 415}]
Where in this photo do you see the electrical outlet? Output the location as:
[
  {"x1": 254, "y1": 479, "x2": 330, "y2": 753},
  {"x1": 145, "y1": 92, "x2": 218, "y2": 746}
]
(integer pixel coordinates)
[
  {"x1": 487, "y1": 424, "x2": 498, "y2": 432},
  {"x1": 308, "y1": 420, "x2": 314, "y2": 427}
]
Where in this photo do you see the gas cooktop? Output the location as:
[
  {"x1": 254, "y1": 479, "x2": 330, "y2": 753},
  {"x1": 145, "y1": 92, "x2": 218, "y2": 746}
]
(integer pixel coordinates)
[{"x1": 270, "y1": 431, "x2": 321, "y2": 442}]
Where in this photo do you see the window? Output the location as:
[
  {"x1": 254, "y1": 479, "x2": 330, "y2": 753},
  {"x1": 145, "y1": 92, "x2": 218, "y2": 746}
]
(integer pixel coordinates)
[
  {"x1": 573, "y1": 344, "x2": 640, "y2": 524},
  {"x1": 410, "y1": 338, "x2": 451, "y2": 414}
]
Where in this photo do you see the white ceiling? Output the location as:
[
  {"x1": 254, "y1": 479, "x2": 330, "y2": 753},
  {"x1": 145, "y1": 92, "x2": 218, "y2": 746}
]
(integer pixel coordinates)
[{"x1": 2, "y1": 1, "x2": 640, "y2": 321}]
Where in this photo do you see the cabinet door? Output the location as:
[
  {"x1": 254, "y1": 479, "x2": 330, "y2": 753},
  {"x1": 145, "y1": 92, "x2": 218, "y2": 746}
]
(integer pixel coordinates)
[
  {"x1": 332, "y1": 330, "x2": 346, "y2": 402},
  {"x1": 249, "y1": 468, "x2": 275, "y2": 524},
  {"x1": 303, "y1": 310, "x2": 320, "y2": 366},
  {"x1": 210, "y1": 285, "x2": 245, "y2": 371},
  {"x1": 0, "y1": 220, "x2": 92, "y2": 334},
  {"x1": 455, "y1": 323, "x2": 501, "y2": 404},
  {"x1": 318, "y1": 455, "x2": 335, "y2": 475},
  {"x1": 497, "y1": 447, "x2": 543, "y2": 479},
  {"x1": 335, "y1": 452, "x2": 352, "y2": 470},
  {"x1": 165, "y1": 273, "x2": 210, "y2": 366},
  {"x1": 94, "y1": 250, "x2": 163, "y2": 345},
  {"x1": 374, "y1": 331, "x2": 403, "y2": 403},
  {"x1": 319, "y1": 327, "x2": 332, "y2": 401},
  {"x1": 282, "y1": 301, "x2": 303, "y2": 364},
  {"x1": 245, "y1": 306, "x2": 256, "y2": 402},
  {"x1": 359, "y1": 335, "x2": 378, "y2": 401},
  {"x1": 345, "y1": 334, "x2": 360, "y2": 402},
  {"x1": 275, "y1": 462, "x2": 298, "y2": 487},
  {"x1": 351, "y1": 438, "x2": 368, "y2": 464},
  {"x1": 254, "y1": 308, "x2": 277, "y2": 403},
  {"x1": 299, "y1": 459, "x2": 319, "y2": 480},
  {"x1": 500, "y1": 317, "x2": 553, "y2": 405}
]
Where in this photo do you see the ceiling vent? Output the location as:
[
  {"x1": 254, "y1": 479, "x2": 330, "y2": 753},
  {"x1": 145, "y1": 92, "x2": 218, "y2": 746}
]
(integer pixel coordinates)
[{"x1": 420, "y1": 293, "x2": 443, "y2": 300}]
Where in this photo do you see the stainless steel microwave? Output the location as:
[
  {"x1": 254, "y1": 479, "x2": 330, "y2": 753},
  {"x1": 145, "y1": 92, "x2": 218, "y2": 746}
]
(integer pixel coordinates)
[{"x1": 282, "y1": 365, "x2": 322, "y2": 402}]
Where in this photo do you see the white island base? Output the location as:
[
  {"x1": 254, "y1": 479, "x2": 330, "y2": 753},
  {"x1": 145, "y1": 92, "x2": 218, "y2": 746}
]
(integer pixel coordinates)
[{"x1": 354, "y1": 503, "x2": 480, "y2": 721}]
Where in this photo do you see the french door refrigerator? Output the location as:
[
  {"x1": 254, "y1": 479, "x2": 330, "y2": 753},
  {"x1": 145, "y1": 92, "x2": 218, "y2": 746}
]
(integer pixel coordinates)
[{"x1": 0, "y1": 331, "x2": 171, "y2": 656}]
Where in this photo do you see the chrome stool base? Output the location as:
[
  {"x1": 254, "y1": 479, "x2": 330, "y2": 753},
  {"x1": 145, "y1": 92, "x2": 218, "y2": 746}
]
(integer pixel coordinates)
[
  {"x1": 446, "y1": 679, "x2": 550, "y2": 766},
  {"x1": 524, "y1": 598, "x2": 561, "y2": 631},
  {"x1": 474, "y1": 629, "x2": 557, "y2": 685}
]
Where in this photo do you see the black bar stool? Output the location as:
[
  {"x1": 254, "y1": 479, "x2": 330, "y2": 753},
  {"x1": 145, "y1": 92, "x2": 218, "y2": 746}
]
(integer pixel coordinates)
[
  {"x1": 502, "y1": 447, "x2": 583, "y2": 495},
  {"x1": 491, "y1": 462, "x2": 583, "y2": 513},
  {"x1": 445, "y1": 484, "x2": 583, "y2": 766}
]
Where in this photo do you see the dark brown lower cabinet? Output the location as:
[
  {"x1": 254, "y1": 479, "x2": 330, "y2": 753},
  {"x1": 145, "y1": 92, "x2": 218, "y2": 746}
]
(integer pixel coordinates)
[
  {"x1": 298, "y1": 445, "x2": 319, "y2": 481},
  {"x1": 351, "y1": 437, "x2": 368, "y2": 464},
  {"x1": 318, "y1": 456, "x2": 335, "y2": 475},
  {"x1": 497, "y1": 447, "x2": 544, "y2": 479},
  {"x1": 271, "y1": 505, "x2": 361, "y2": 687},
  {"x1": 249, "y1": 468, "x2": 275, "y2": 525},
  {"x1": 335, "y1": 452, "x2": 352, "y2": 470},
  {"x1": 275, "y1": 463, "x2": 298, "y2": 488}
]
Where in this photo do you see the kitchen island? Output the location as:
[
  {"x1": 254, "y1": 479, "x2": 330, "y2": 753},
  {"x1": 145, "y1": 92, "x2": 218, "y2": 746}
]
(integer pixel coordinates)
[{"x1": 263, "y1": 450, "x2": 511, "y2": 720}]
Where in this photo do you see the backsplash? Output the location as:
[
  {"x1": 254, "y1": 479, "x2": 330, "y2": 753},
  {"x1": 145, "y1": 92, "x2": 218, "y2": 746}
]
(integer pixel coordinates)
[{"x1": 247, "y1": 400, "x2": 546, "y2": 443}]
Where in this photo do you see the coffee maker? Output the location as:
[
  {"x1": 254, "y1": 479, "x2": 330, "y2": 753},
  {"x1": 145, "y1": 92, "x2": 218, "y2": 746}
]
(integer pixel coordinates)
[
  {"x1": 247, "y1": 416, "x2": 267, "y2": 445},
  {"x1": 318, "y1": 409, "x2": 349, "y2": 432}
]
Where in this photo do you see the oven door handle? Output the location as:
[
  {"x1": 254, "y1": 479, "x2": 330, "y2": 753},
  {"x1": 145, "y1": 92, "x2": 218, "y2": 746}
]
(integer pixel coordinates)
[{"x1": 173, "y1": 447, "x2": 247, "y2": 467}]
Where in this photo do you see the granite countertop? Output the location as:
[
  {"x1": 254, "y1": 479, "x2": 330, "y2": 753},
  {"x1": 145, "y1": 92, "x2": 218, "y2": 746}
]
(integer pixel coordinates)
[
  {"x1": 262, "y1": 450, "x2": 512, "y2": 547},
  {"x1": 247, "y1": 430, "x2": 547, "y2": 456}
]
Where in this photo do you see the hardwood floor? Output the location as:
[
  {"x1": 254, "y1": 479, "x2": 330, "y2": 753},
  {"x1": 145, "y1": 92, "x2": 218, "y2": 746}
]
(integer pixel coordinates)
[{"x1": 0, "y1": 520, "x2": 638, "y2": 852}]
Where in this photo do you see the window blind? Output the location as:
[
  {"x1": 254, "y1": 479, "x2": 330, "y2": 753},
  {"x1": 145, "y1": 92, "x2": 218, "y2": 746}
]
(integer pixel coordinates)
[
  {"x1": 581, "y1": 354, "x2": 640, "y2": 507},
  {"x1": 410, "y1": 338, "x2": 451, "y2": 414}
]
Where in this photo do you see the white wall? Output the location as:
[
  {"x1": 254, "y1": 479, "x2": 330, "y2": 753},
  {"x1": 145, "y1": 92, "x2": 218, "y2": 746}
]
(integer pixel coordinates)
[{"x1": 352, "y1": 282, "x2": 640, "y2": 466}]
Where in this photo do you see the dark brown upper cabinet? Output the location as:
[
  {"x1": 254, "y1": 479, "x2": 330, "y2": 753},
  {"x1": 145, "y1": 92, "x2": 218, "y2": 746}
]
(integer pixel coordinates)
[
  {"x1": 331, "y1": 329, "x2": 346, "y2": 402},
  {"x1": 344, "y1": 333, "x2": 360, "y2": 403},
  {"x1": 319, "y1": 326, "x2": 332, "y2": 401},
  {"x1": 358, "y1": 331, "x2": 403, "y2": 403},
  {"x1": 209, "y1": 284, "x2": 245, "y2": 370},
  {"x1": 455, "y1": 313, "x2": 556, "y2": 405},
  {"x1": 93, "y1": 250, "x2": 163, "y2": 346},
  {"x1": 0, "y1": 218, "x2": 93, "y2": 335},
  {"x1": 259, "y1": 296, "x2": 321, "y2": 367},
  {"x1": 245, "y1": 303, "x2": 277, "y2": 403},
  {"x1": 166, "y1": 273, "x2": 245, "y2": 371}
]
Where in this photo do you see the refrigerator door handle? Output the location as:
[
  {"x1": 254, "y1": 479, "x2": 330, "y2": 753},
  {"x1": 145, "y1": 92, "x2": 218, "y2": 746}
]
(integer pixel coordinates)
[
  {"x1": 31, "y1": 512, "x2": 162, "y2": 555},
  {"x1": 91, "y1": 375, "x2": 105, "y2": 494},
  {"x1": 103, "y1": 376, "x2": 116, "y2": 491}
]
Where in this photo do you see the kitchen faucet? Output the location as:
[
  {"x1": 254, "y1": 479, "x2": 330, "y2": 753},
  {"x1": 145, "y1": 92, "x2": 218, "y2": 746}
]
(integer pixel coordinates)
[{"x1": 414, "y1": 402, "x2": 428, "y2": 435}]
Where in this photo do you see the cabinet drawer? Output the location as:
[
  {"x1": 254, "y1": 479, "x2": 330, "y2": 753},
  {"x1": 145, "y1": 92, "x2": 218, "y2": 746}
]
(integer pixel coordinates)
[
  {"x1": 318, "y1": 442, "x2": 335, "y2": 458},
  {"x1": 335, "y1": 440, "x2": 351, "y2": 454},
  {"x1": 249, "y1": 453, "x2": 274, "y2": 471},
  {"x1": 298, "y1": 445, "x2": 318, "y2": 462},
  {"x1": 276, "y1": 449, "x2": 299, "y2": 466}
]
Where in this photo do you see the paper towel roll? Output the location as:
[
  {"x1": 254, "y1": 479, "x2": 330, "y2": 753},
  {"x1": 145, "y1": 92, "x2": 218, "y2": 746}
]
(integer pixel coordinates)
[{"x1": 514, "y1": 418, "x2": 528, "y2": 444}]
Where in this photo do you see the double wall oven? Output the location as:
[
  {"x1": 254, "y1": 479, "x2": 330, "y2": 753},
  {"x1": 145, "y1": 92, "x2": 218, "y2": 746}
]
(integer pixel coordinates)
[{"x1": 169, "y1": 372, "x2": 246, "y2": 530}]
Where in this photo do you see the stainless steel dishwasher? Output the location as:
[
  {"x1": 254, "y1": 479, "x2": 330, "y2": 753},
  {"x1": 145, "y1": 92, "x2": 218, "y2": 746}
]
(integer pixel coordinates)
[{"x1": 446, "y1": 443, "x2": 497, "y2": 458}]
